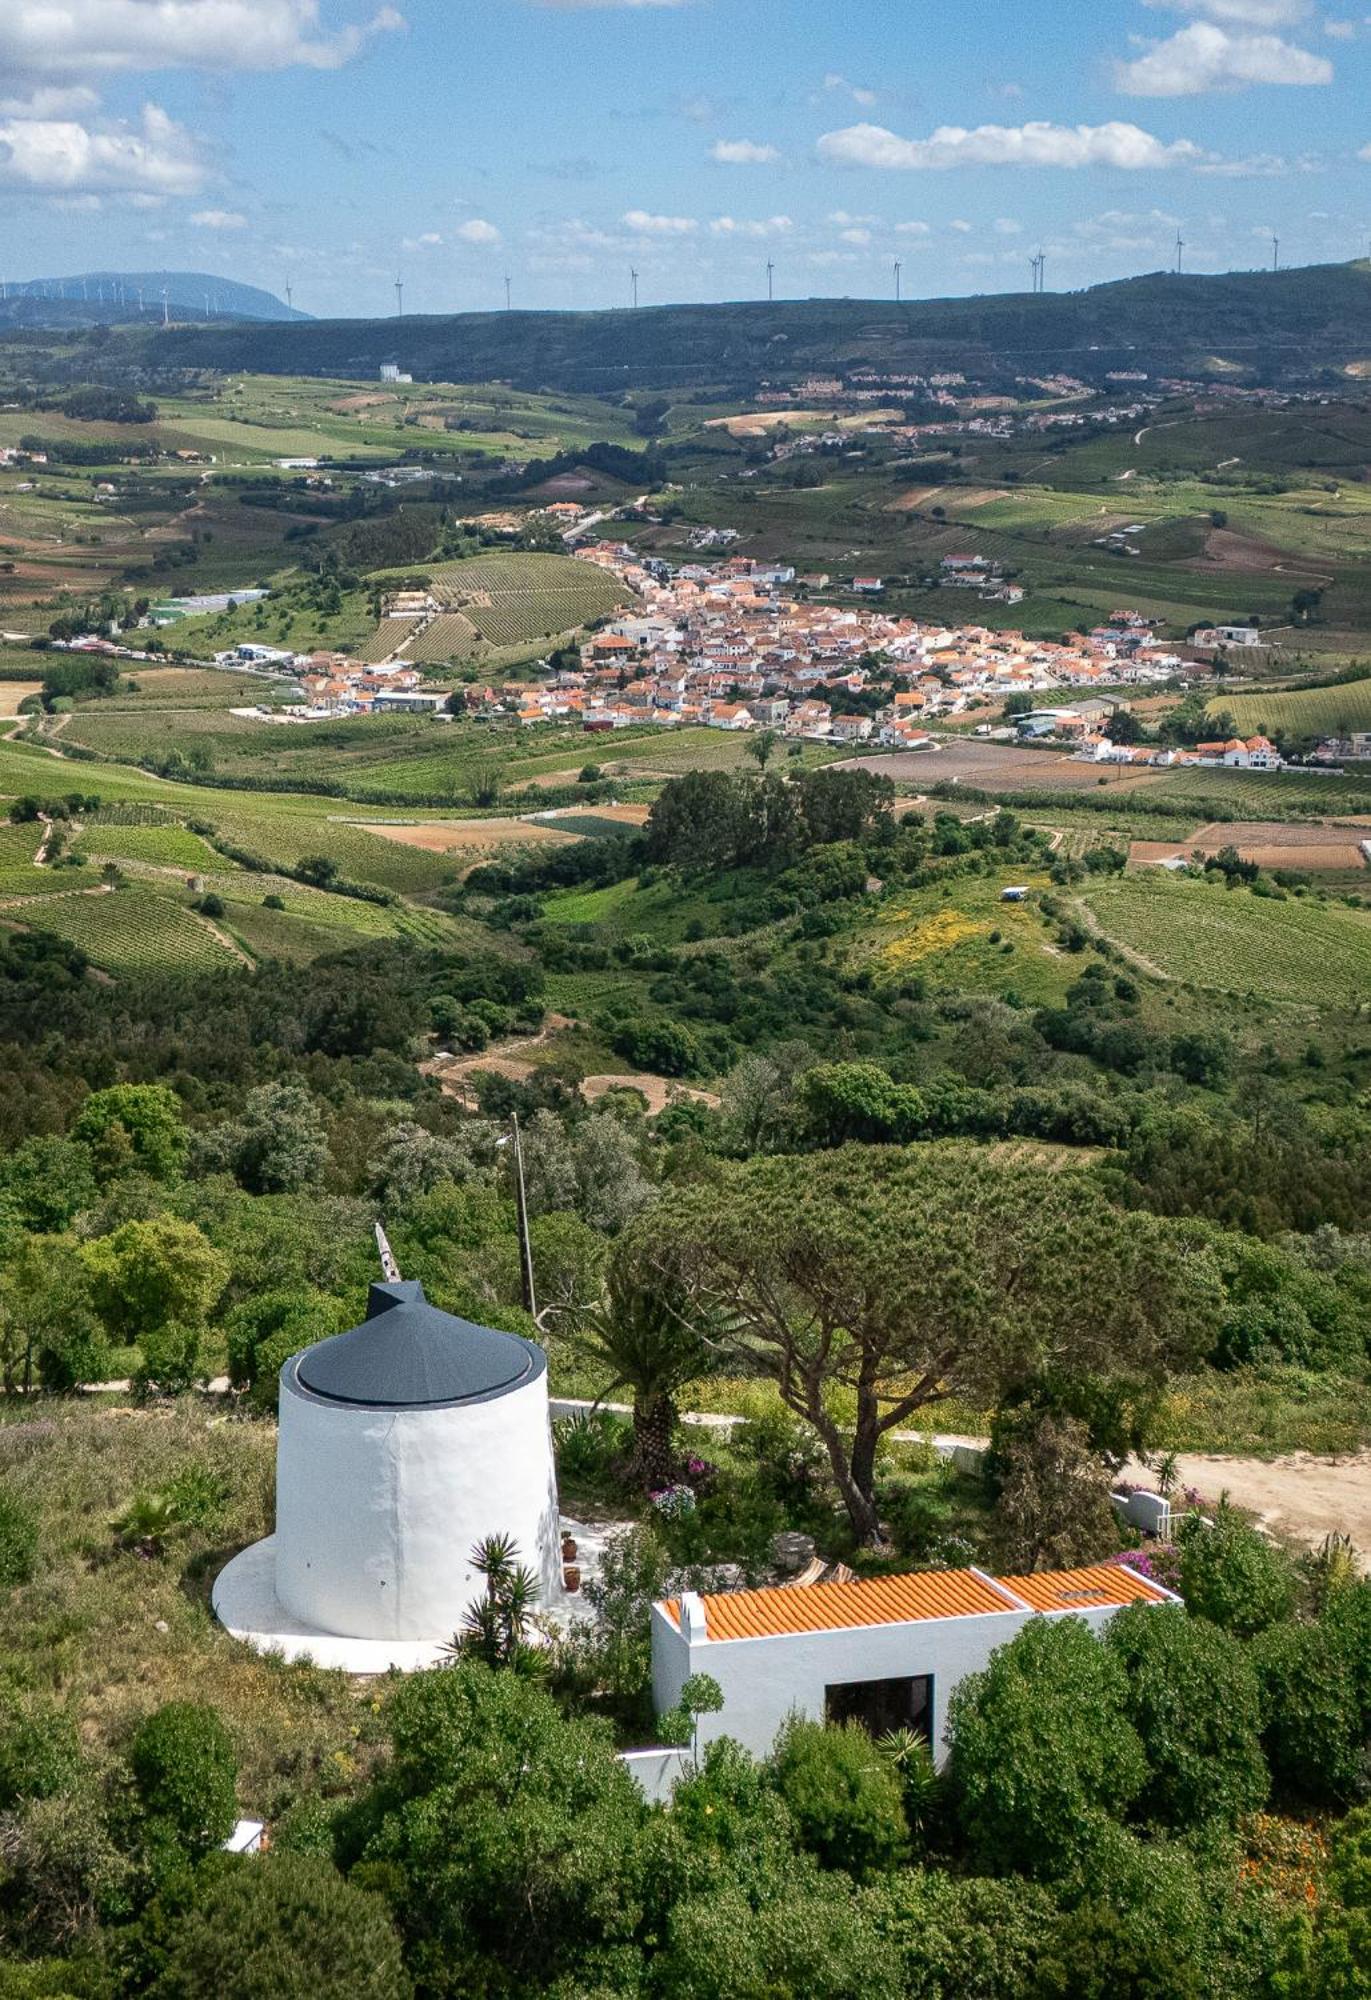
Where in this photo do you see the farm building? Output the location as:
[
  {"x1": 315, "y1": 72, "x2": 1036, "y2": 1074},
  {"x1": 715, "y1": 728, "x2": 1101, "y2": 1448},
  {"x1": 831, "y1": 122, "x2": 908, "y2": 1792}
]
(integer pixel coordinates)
[
  {"x1": 650, "y1": 1562, "x2": 1177, "y2": 1767},
  {"x1": 213, "y1": 1266, "x2": 560, "y2": 1671}
]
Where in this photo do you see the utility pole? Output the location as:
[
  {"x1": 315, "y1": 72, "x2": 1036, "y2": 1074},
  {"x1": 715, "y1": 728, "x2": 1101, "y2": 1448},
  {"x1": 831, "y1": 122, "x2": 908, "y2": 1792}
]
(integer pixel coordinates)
[
  {"x1": 766, "y1": 258, "x2": 774, "y2": 302},
  {"x1": 631, "y1": 266, "x2": 639, "y2": 308},
  {"x1": 893, "y1": 257, "x2": 902, "y2": 302},
  {"x1": 394, "y1": 274, "x2": 403, "y2": 318},
  {"x1": 504, "y1": 274, "x2": 512, "y2": 311},
  {"x1": 509, "y1": 1115, "x2": 537, "y2": 1321}
]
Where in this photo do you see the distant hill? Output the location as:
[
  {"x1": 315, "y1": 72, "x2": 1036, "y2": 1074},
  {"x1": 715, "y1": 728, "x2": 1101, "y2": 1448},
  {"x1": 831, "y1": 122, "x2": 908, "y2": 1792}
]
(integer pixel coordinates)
[
  {"x1": 10, "y1": 260, "x2": 1371, "y2": 393},
  {"x1": 0, "y1": 271, "x2": 305, "y2": 330}
]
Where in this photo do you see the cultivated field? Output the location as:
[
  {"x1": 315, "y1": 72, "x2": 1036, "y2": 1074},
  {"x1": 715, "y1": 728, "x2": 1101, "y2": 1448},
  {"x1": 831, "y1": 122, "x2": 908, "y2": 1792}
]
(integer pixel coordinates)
[
  {"x1": 1130, "y1": 820, "x2": 1371, "y2": 871},
  {"x1": 1211, "y1": 675, "x2": 1371, "y2": 740},
  {"x1": 1082, "y1": 871, "x2": 1371, "y2": 1005}
]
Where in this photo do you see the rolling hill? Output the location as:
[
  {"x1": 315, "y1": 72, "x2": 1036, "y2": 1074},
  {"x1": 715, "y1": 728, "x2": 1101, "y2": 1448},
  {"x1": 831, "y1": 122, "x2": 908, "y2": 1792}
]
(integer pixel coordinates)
[
  {"x1": 0, "y1": 271, "x2": 304, "y2": 330},
  {"x1": 40, "y1": 259, "x2": 1371, "y2": 393}
]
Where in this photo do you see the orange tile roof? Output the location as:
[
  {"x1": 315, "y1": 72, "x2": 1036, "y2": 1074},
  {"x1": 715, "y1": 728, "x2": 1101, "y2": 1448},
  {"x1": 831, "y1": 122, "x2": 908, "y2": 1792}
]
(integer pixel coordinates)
[
  {"x1": 662, "y1": 1562, "x2": 1167, "y2": 1642},
  {"x1": 995, "y1": 1564, "x2": 1168, "y2": 1614},
  {"x1": 664, "y1": 1569, "x2": 1015, "y2": 1641}
]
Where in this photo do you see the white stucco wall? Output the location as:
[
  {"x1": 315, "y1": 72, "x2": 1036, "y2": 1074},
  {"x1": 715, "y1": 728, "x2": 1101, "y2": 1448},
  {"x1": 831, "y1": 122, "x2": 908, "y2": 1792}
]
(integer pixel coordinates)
[
  {"x1": 652, "y1": 1587, "x2": 1167, "y2": 1767},
  {"x1": 274, "y1": 1365, "x2": 560, "y2": 1641}
]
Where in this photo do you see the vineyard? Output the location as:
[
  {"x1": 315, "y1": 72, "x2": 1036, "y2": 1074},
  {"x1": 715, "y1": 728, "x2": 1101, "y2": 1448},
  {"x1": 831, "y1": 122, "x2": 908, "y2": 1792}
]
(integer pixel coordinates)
[
  {"x1": 10, "y1": 886, "x2": 241, "y2": 975},
  {"x1": 402, "y1": 613, "x2": 480, "y2": 662},
  {"x1": 76, "y1": 823, "x2": 225, "y2": 871},
  {"x1": 1210, "y1": 676, "x2": 1371, "y2": 741},
  {"x1": 1082, "y1": 872, "x2": 1371, "y2": 1007}
]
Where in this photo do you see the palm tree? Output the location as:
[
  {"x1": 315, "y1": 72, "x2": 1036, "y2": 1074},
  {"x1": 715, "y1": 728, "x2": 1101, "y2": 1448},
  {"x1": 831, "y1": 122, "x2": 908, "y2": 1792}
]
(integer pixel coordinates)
[
  {"x1": 576, "y1": 1245, "x2": 715, "y2": 1490},
  {"x1": 746, "y1": 728, "x2": 778, "y2": 770}
]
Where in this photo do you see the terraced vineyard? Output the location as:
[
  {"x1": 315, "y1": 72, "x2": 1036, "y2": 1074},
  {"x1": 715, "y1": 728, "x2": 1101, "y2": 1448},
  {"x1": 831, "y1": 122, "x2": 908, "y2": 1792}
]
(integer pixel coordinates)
[
  {"x1": 403, "y1": 613, "x2": 479, "y2": 662},
  {"x1": 1082, "y1": 871, "x2": 1371, "y2": 1006}
]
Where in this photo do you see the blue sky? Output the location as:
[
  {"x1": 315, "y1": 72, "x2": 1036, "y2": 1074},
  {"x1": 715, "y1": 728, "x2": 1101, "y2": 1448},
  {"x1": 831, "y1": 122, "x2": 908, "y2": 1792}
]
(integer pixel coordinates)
[{"x1": 2, "y1": 0, "x2": 1371, "y2": 315}]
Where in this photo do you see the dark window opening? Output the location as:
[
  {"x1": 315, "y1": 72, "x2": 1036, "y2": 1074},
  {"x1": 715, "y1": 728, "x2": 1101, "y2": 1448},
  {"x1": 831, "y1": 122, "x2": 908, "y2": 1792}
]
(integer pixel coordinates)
[{"x1": 825, "y1": 1673, "x2": 933, "y2": 1742}]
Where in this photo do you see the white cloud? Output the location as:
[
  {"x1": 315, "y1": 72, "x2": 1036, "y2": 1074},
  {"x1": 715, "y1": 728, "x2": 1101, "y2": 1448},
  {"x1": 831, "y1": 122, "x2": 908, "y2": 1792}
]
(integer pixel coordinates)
[
  {"x1": 455, "y1": 217, "x2": 500, "y2": 243},
  {"x1": 817, "y1": 119, "x2": 1205, "y2": 170},
  {"x1": 401, "y1": 230, "x2": 443, "y2": 249},
  {"x1": 536, "y1": 0, "x2": 690, "y2": 9},
  {"x1": 622, "y1": 208, "x2": 697, "y2": 233},
  {"x1": 709, "y1": 214, "x2": 791, "y2": 235},
  {"x1": 0, "y1": 101, "x2": 203, "y2": 194},
  {"x1": 0, "y1": 85, "x2": 99, "y2": 116},
  {"x1": 823, "y1": 72, "x2": 877, "y2": 106},
  {"x1": 895, "y1": 219, "x2": 931, "y2": 235},
  {"x1": 949, "y1": 217, "x2": 973, "y2": 231},
  {"x1": 1117, "y1": 22, "x2": 1332, "y2": 94},
  {"x1": 1358, "y1": 141, "x2": 1371, "y2": 160},
  {"x1": 1143, "y1": 0, "x2": 1311, "y2": 22},
  {"x1": 0, "y1": 1, "x2": 405, "y2": 77},
  {"x1": 827, "y1": 208, "x2": 876, "y2": 225},
  {"x1": 1325, "y1": 18, "x2": 1358, "y2": 37},
  {"x1": 839, "y1": 225, "x2": 872, "y2": 244},
  {"x1": 711, "y1": 138, "x2": 780, "y2": 164},
  {"x1": 191, "y1": 205, "x2": 246, "y2": 227},
  {"x1": 993, "y1": 215, "x2": 1022, "y2": 233}
]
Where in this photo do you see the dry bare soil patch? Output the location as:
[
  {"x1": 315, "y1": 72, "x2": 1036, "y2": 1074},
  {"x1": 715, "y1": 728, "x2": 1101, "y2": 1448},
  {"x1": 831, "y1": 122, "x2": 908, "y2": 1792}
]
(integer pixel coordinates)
[{"x1": 1131, "y1": 819, "x2": 1371, "y2": 871}]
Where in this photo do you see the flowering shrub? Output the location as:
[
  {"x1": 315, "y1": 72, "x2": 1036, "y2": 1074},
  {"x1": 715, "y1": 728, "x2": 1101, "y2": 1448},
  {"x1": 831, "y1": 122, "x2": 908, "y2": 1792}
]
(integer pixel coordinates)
[
  {"x1": 1106, "y1": 1542, "x2": 1183, "y2": 1593},
  {"x1": 683, "y1": 1455, "x2": 718, "y2": 1495},
  {"x1": 650, "y1": 1484, "x2": 697, "y2": 1521}
]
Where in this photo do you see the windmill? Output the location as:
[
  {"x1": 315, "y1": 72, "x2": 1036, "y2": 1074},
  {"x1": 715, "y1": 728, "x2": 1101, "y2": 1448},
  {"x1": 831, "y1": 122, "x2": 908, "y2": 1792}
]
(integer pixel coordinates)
[
  {"x1": 894, "y1": 257, "x2": 902, "y2": 303},
  {"x1": 1174, "y1": 229, "x2": 1184, "y2": 276},
  {"x1": 766, "y1": 258, "x2": 774, "y2": 302},
  {"x1": 285, "y1": 278, "x2": 294, "y2": 313},
  {"x1": 1272, "y1": 233, "x2": 1280, "y2": 274},
  {"x1": 504, "y1": 274, "x2": 512, "y2": 311},
  {"x1": 631, "y1": 266, "x2": 639, "y2": 309},
  {"x1": 161, "y1": 286, "x2": 169, "y2": 327},
  {"x1": 394, "y1": 274, "x2": 404, "y2": 318}
]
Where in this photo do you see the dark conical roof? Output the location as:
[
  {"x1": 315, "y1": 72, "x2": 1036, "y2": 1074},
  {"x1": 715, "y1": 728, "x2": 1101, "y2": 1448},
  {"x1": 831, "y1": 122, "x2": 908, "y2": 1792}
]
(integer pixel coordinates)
[{"x1": 290, "y1": 1279, "x2": 545, "y2": 1409}]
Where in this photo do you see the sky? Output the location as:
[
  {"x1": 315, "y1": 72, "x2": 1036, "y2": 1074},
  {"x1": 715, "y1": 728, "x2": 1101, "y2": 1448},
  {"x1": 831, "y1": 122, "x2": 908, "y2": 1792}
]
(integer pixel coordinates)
[{"x1": 3, "y1": 0, "x2": 1371, "y2": 317}]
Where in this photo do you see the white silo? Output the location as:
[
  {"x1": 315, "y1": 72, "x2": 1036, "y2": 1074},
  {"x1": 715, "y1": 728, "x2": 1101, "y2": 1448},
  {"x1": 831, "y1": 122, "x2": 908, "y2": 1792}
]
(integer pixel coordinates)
[{"x1": 213, "y1": 1275, "x2": 561, "y2": 1671}]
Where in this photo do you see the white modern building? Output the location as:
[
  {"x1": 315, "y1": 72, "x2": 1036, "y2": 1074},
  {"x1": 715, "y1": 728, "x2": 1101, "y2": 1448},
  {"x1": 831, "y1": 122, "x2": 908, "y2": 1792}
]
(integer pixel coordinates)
[
  {"x1": 213, "y1": 1275, "x2": 560, "y2": 1671},
  {"x1": 650, "y1": 1562, "x2": 1177, "y2": 1768}
]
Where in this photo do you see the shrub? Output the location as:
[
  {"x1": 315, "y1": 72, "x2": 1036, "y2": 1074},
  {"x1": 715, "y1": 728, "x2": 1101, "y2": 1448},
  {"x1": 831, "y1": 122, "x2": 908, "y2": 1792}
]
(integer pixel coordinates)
[
  {"x1": 130, "y1": 1705, "x2": 237, "y2": 1859},
  {"x1": 947, "y1": 1617, "x2": 1146, "y2": 1881},
  {"x1": 770, "y1": 1720, "x2": 908, "y2": 1881},
  {"x1": 0, "y1": 1693, "x2": 81, "y2": 1810},
  {"x1": 1250, "y1": 1621, "x2": 1365, "y2": 1805},
  {"x1": 1105, "y1": 1603, "x2": 1268, "y2": 1828},
  {"x1": 149, "y1": 1853, "x2": 411, "y2": 2000},
  {"x1": 0, "y1": 1482, "x2": 38, "y2": 1586},
  {"x1": 1176, "y1": 1505, "x2": 1295, "y2": 1638}
]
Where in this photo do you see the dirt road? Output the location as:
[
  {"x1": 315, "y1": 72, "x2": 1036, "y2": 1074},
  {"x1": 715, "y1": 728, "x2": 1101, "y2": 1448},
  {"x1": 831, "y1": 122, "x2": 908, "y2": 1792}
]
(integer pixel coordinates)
[{"x1": 1123, "y1": 1450, "x2": 1371, "y2": 1557}]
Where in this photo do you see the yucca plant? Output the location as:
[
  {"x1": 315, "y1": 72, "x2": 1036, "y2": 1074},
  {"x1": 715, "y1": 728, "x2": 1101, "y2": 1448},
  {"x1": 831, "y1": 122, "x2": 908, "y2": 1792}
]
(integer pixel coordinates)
[
  {"x1": 446, "y1": 1533, "x2": 546, "y2": 1676},
  {"x1": 112, "y1": 1490, "x2": 186, "y2": 1559},
  {"x1": 877, "y1": 1727, "x2": 943, "y2": 1849}
]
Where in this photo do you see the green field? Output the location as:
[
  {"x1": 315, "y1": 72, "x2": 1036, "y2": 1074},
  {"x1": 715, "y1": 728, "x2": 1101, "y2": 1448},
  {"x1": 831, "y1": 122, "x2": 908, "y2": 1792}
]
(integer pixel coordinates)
[
  {"x1": 1082, "y1": 870, "x2": 1371, "y2": 1005},
  {"x1": 7, "y1": 884, "x2": 241, "y2": 973},
  {"x1": 1210, "y1": 675, "x2": 1371, "y2": 740}
]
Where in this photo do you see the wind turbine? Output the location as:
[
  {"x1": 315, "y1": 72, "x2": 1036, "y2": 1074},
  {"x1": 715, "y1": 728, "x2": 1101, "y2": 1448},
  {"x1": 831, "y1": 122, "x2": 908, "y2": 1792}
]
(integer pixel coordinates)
[
  {"x1": 894, "y1": 258, "x2": 902, "y2": 303},
  {"x1": 161, "y1": 286, "x2": 169, "y2": 326},
  {"x1": 631, "y1": 266, "x2": 639, "y2": 309},
  {"x1": 766, "y1": 258, "x2": 774, "y2": 301},
  {"x1": 285, "y1": 278, "x2": 293, "y2": 313},
  {"x1": 1174, "y1": 230, "x2": 1184, "y2": 276},
  {"x1": 394, "y1": 274, "x2": 404, "y2": 318},
  {"x1": 504, "y1": 274, "x2": 512, "y2": 311},
  {"x1": 1272, "y1": 233, "x2": 1280, "y2": 274}
]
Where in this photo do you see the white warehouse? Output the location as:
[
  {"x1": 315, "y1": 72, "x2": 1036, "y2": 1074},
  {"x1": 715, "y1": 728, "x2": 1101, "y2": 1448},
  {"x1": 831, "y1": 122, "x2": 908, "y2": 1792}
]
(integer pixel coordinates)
[
  {"x1": 651, "y1": 1562, "x2": 1176, "y2": 1766},
  {"x1": 213, "y1": 1274, "x2": 560, "y2": 1671}
]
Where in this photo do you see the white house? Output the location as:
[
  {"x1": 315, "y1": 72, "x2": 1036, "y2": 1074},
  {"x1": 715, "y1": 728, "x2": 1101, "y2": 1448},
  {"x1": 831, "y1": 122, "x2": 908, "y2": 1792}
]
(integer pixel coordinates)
[{"x1": 650, "y1": 1561, "x2": 1176, "y2": 1768}]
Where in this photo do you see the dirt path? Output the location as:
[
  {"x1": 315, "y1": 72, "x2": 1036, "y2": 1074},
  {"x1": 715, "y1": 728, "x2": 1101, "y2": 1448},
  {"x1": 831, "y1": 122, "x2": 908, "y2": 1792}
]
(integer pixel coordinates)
[
  {"x1": 581, "y1": 1073, "x2": 721, "y2": 1115},
  {"x1": 1123, "y1": 1450, "x2": 1371, "y2": 1559}
]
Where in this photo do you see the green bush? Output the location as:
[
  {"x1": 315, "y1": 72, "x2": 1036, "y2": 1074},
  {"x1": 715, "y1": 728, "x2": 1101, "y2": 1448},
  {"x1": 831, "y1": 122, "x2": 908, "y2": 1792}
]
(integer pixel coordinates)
[
  {"x1": 1250, "y1": 1621, "x2": 1365, "y2": 1805},
  {"x1": 1106, "y1": 1603, "x2": 1268, "y2": 1828},
  {"x1": 769, "y1": 1720, "x2": 908, "y2": 1881},
  {"x1": 149, "y1": 1854, "x2": 411, "y2": 2000},
  {"x1": 0, "y1": 1693, "x2": 81, "y2": 1811},
  {"x1": 1176, "y1": 1506, "x2": 1295, "y2": 1639},
  {"x1": 947, "y1": 1617, "x2": 1146, "y2": 1881},
  {"x1": 130, "y1": 1705, "x2": 237, "y2": 1859},
  {"x1": 0, "y1": 1482, "x2": 39, "y2": 1586}
]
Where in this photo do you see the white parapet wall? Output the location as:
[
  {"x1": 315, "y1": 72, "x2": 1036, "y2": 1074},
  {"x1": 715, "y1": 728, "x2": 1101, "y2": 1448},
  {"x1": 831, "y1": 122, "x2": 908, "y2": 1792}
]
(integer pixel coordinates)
[{"x1": 274, "y1": 1363, "x2": 560, "y2": 1642}]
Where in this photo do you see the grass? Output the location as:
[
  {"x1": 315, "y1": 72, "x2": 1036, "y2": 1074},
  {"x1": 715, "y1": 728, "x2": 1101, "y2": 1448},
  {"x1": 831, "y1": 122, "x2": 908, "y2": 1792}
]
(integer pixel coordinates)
[
  {"x1": 1081, "y1": 870, "x2": 1371, "y2": 1005},
  {"x1": 859, "y1": 869, "x2": 1075, "y2": 1005},
  {"x1": 0, "y1": 1399, "x2": 383, "y2": 1812},
  {"x1": 1153, "y1": 1365, "x2": 1371, "y2": 1457}
]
